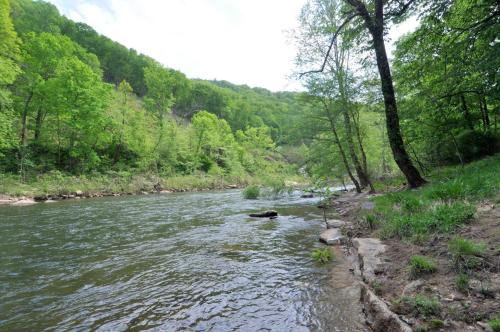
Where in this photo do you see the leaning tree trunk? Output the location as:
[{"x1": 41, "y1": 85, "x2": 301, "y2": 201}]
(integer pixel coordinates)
[
  {"x1": 326, "y1": 112, "x2": 362, "y2": 193},
  {"x1": 369, "y1": 27, "x2": 427, "y2": 188}
]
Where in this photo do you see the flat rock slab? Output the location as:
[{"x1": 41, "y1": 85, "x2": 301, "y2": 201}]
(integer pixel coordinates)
[
  {"x1": 353, "y1": 238, "x2": 386, "y2": 282},
  {"x1": 326, "y1": 219, "x2": 348, "y2": 229},
  {"x1": 11, "y1": 198, "x2": 37, "y2": 206},
  {"x1": 319, "y1": 228, "x2": 346, "y2": 245},
  {"x1": 361, "y1": 285, "x2": 412, "y2": 332}
]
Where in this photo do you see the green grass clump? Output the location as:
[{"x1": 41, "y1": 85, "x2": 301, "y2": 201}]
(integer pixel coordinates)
[
  {"x1": 489, "y1": 316, "x2": 500, "y2": 332},
  {"x1": 448, "y1": 237, "x2": 486, "y2": 271},
  {"x1": 455, "y1": 273, "x2": 470, "y2": 293},
  {"x1": 393, "y1": 295, "x2": 441, "y2": 317},
  {"x1": 409, "y1": 255, "x2": 438, "y2": 279},
  {"x1": 429, "y1": 319, "x2": 444, "y2": 329},
  {"x1": 311, "y1": 247, "x2": 334, "y2": 263},
  {"x1": 372, "y1": 155, "x2": 500, "y2": 240},
  {"x1": 242, "y1": 185, "x2": 260, "y2": 199},
  {"x1": 379, "y1": 201, "x2": 475, "y2": 239}
]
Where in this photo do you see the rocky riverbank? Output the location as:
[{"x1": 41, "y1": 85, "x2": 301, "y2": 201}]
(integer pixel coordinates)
[
  {"x1": 319, "y1": 190, "x2": 499, "y2": 332},
  {"x1": 0, "y1": 184, "x2": 241, "y2": 206}
]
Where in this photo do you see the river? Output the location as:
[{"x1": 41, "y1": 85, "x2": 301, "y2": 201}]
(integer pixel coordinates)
[{"x1": 0, "y1": 190, "x2": 365, "y2": 331}]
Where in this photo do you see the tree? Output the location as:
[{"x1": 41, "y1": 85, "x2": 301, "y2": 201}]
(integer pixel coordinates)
[
  {"x1": 295, "y1": 0, "x2": 374, "y2": 191},
  {"x1": 44, "y1": 56, "x2": 112, "y2": 171},
  {"x1": 301, "y1": 0, "x2": 427, "y2": 188},
  {"x1": 0, "y1": 0, "x2": 21, "y2": 153}
]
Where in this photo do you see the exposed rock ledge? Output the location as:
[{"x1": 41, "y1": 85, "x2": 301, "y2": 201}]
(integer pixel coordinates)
[{"x1": 319, "y1": 220, "x2": 411, "y2": 332}]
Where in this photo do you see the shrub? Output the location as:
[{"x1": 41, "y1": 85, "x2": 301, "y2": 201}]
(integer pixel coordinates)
[
  {"x1": 311, "y1": 247, "x2": 333, "y2": 263},
  {"x1": 409, "y1": 255, "x2": 438, "y2": 279},
  {"x1": 456, "y1": 129, "x2": 499, "y2": 162},
  {"x1": 243, "y1": 185, "x2": 260, "y2": 199},
  {"x1": 455, "y1": 273, "x2": 470, "y2": 293},
  {"x1": 448, "y1": 237, "x2": 486, "y2": 271},
  {"x1": 393, "y1": 295, "x2": 441, "y2": 317}
]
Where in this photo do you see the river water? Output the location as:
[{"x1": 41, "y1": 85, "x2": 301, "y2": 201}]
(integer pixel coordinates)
[{"x1": 0, "y1": 190, "x2": 365, "y2": 331}]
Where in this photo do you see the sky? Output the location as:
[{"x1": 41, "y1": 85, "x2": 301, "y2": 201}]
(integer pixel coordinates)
[{"x1": 46, "y1": 0, "x2": 417, "y2": 92}]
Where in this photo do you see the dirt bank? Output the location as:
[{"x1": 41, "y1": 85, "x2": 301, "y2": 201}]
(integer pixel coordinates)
[{"x1": 324, "y1": 190, "x2": 499, "y2": 331}]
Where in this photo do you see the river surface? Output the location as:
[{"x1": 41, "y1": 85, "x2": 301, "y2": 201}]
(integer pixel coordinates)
[{"x1": 0, "y1": 190, "x2": 365, "y2": 331}]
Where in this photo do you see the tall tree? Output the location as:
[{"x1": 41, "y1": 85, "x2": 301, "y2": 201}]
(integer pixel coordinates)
[
  {"x1": 301, "y1": 0, "x2": 427, "y2": 187},
  {"x1": 0, "y1": 0, "x2": 21, "y2": 154}
]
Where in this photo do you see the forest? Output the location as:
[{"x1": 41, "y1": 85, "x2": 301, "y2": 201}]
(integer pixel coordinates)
[{"x1": 0, "y1": 0, "x2": 498, "y2": 195}]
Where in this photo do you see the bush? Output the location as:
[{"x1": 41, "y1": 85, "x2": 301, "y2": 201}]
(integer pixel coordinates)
[
  {"x1": 448, "y1": 237, "x2": 486, "y2": 271},
  {"x1": 409, "y1": 255, "x2": 438, "y2": 279},
  {"x1": 439, "y1": 130, "x2": 499, "y2": 164},
  {"x1": 311, "y1": 247, "x2": 333, "y2": 263},
  {"x1": 456, "y1": 129, "x2": 499, "y2": 162},
  {"x1": 243, "y1": 185, "x2": 260, "y2": 199}
]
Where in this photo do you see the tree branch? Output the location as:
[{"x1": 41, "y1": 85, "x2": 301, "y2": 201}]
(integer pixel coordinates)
[
  {"x1": 386, "y1": 0, "x2": 418, "y2": 19},
  {"x1": 299, "y1": 12, "x2": 358, "y2": 78}
]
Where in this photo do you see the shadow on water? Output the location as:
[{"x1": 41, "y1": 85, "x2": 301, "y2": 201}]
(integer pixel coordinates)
[{"x1": 0, "y1": 190, "x2": 366, "y2": 331}]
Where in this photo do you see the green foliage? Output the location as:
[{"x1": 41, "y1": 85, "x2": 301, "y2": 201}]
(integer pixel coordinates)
[
  {"x1": 429, "y1": 319, "x2": 444, "y2": 330},
  {"x1": 374, "y1": 156, "x2": 500, "y2": 240},
  {"x1": 311, "y1": 247, "x2": 333, "y2": 263},
  {"x1": 243, "y1": 185, "x2": 260, "y2": 200},
  {"x1": 489, "y1": 316, "x2": 500, "y2": 332},
  {"x1": 448, "y1": 237, "x2": 486, "y2": 271},
  {"x1": 455, "y1": 273, "x2": 470, "y2": 293},
  {"x1": 409, "y1": 256, "x2": 437, "y2": 279},
  {"x1": 393, "y1": 295, "x2": 441, "y2": 318}
]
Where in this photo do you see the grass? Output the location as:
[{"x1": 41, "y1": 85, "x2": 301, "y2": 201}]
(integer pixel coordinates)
[
  {"x1": 489, "y1": 316, "x2": 500, "y2": 332},
  {"x1": 243, "y1": 185, "x2": 260, "y2": 199},
  {"x1": 455, "y1": 273, "x2": 470, "y2": 293},
  {"x1": 311, "y1": 247, "x2": 334, "y2": 263},
  {"x1": 392, "y1": 295, "x2": 441, "y2": 318},
  {"x1": 448, "y1": 237, "x2": 486, "y2": 271},
  {"x1": 372, "y1": 155, "x2": 500, "y2": 240},
  {"x1": 409, "y1": 255, "x2": 438, "y2": 279}
]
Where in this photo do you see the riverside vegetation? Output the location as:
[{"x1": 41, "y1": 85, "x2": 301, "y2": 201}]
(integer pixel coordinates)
[{"x1": 0, "y1": 0, "x2": 499, "y2": 330}]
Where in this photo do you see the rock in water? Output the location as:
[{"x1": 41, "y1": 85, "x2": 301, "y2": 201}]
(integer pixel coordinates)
[
  {"x1": 301, "y1": 193, "x2": 314, "y2": 198},
  {"x1": 249, "y1": 210, "x2": 278, "y2": 218},
  {"x1": 319, "y1": 228, "x2": 346, "y2": 245}
]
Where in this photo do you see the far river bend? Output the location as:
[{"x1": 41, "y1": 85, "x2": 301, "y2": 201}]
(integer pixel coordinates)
[{"x1": 0, "y1": 190, "x2": 366, "y2": 331}]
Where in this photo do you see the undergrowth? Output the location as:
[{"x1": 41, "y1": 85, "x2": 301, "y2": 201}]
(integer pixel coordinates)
[{"x1": 372, "y1": 155, "x2": 499, "y2": 240}]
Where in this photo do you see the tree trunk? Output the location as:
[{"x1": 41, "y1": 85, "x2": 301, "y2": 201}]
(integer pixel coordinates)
[
  {"x1": 460, "y1": 95, "x2": 474, "y2": 130},
  {"x1": 326, "y1": 111, "x2": 362, "y2": 193},
  {"x1": 480, "y1": 95, "x2": 490, "y2": 129},
  {"x1": 20, "y1": 91, "x2": 34, "y2": 147},
  {"x1": 34, "y1": 107, "x2": 44, "y2": 144},
  {"x1": 369, "y1": 26, "x2": 426, "y2": 188}
]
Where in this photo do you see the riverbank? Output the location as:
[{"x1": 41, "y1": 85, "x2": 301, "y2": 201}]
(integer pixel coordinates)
[
  {"x1": 0, "y1": 171, "x2": 308, "y2": 205},
  {"x1": 322, "y1": 155, "x2": 499, "y2": 331}
]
